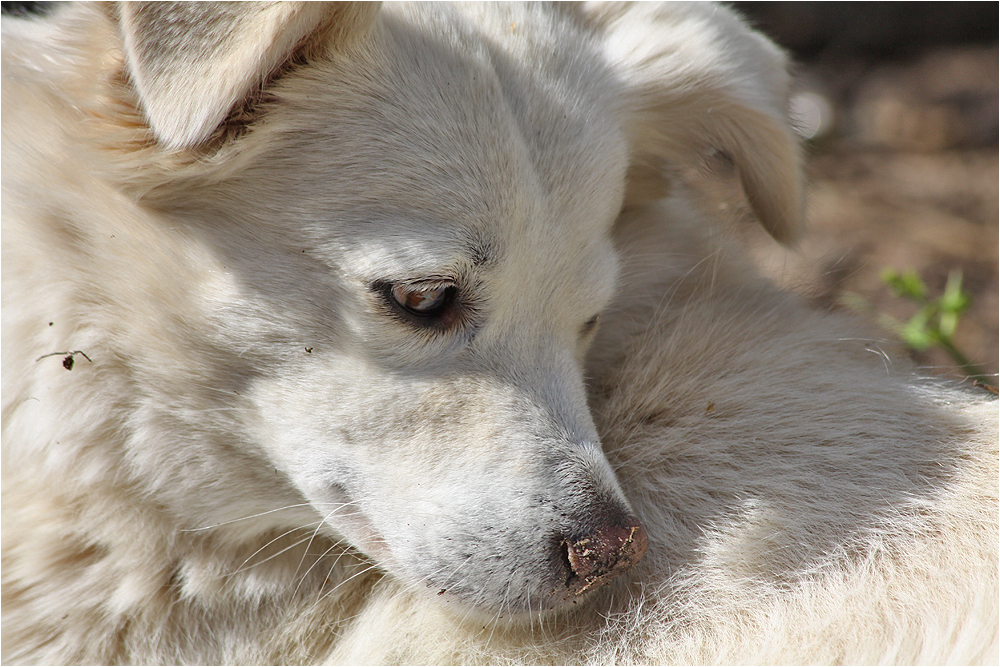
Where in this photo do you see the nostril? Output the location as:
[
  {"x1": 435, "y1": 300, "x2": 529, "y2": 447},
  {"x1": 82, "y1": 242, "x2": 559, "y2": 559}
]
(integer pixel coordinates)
[{"x1": 562, "y1": 519, "x2": 648, "y2": 596}]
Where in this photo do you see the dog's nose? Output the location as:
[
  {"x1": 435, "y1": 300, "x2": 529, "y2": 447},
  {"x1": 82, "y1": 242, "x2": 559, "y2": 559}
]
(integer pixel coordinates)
[{"x1": 562, "y1": 519, "x2": 648, "y2": 596}]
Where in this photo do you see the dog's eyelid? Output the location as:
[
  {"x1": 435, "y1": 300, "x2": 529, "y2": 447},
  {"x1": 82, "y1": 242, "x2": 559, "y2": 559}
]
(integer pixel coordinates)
[
  {"x1": 399, "y1": 277, "x2": 456, "y2": 290},
  {"x1": 372, "y1": 274, "x2": 457, "y2": 289}
]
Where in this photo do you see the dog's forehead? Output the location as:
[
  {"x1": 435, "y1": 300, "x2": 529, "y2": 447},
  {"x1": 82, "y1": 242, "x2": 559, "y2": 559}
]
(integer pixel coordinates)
[{"x1": 259, "y1": 5, "x2": 627, "y2": 243}]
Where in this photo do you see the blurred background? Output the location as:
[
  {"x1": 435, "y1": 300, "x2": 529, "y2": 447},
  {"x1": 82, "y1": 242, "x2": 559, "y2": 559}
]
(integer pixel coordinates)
[
  {"x1": 718, "y1": 2, "x2": 998, "y2": 383},
  {"x1": 3, "y1": 1, "x2": 997, "y2": 383}
]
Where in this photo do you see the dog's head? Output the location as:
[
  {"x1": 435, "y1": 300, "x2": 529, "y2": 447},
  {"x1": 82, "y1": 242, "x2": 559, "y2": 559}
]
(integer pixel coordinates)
[{"x1": 103, "y1": 1, "x2": 800, "y2": 615}]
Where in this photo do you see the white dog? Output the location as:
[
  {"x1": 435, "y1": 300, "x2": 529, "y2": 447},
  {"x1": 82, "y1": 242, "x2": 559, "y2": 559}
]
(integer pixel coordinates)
[{"x1": 2, "y1": 2, "x2": 996, "y2": 664}]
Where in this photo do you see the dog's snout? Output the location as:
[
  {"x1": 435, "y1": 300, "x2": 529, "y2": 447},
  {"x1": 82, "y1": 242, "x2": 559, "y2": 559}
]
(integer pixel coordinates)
[{"x1": 561, "y1": 518, "x2": 648, "y2": 596}]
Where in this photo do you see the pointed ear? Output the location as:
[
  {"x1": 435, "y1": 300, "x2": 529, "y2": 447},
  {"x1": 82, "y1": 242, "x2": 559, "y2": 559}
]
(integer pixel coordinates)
[
  {"x1": 118, "y1": 1, "x2": 380, "y2": 150},
  {"x1": 584, "y1": 2, "x2": 804, "y2": 243}
]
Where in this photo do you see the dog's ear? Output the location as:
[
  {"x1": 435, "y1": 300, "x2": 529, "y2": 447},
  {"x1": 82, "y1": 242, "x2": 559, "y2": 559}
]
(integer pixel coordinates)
[
  {"x1": 584, "y1": 2, "x2": 803, "y2": 243},
  {"x1": 118, "y1": 1, "x2": 380, "y2": 150}
]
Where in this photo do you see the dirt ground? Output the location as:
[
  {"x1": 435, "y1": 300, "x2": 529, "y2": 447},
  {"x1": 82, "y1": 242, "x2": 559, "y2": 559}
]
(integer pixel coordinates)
[{"x1": 715, "y1": 6, "x2": 999, "y2": 383}]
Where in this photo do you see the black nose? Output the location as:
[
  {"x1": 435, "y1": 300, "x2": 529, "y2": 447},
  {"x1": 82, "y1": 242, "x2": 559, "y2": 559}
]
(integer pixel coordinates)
[{"x1": 561, "y1": 518, "x2": 648, "y2": 596}]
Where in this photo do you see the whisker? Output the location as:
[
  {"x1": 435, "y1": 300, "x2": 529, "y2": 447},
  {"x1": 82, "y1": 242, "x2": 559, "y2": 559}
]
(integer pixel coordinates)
[
  {"x1": 228, "y1": 527, "x2": 320, "y2": 580},
  {"x1": 181, "y1": 503, "x2": 319, "y2": 532},
  {"x1": 312, "y1": 561, "x2": 383, "y2": 609},
  {"x1": 291, "y1": 504, "x2": 355, "y2": 598}
]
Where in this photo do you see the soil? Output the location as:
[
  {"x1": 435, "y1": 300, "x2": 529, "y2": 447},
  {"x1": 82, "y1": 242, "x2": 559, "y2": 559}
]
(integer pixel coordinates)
[{"x1": 711, "y1": 7, "x2": 998, "y2": 383}]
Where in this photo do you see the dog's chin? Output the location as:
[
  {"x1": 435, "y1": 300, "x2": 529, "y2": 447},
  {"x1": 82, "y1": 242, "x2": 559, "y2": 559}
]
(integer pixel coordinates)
[
  {"x1": 426, "y1": 575, "x2": 616, "y2": 623},
  {"x1": 331, "y1": 521, "x2": 599, "y2": 617},
  {"x1": 311, "y1": 486, "x2": 647, "y2": 617},
  {"x1": 375, "y1": 541, "x2": 637, "y2": 620}
]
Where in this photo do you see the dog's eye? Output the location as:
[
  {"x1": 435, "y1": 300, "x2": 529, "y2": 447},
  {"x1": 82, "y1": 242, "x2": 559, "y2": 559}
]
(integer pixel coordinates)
[
  {"x1": 392, "y1": 284, "x2": 448, "y2": 313},
  {"x1": 388, "y1": 282, "x2": 454, "y2": 318}
]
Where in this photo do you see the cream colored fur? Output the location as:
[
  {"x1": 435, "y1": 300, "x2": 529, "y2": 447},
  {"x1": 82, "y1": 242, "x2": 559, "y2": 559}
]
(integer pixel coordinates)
[{"x1": 2, "y1": 2, "x2": 996, "y2": 665}]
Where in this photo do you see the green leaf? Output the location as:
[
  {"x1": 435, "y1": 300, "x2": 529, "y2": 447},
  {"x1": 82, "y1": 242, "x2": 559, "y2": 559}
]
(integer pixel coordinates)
[
  {"x1": 899, "y1": 308, "x2": 935, "y2": 350},
  {"x1": 939, "y1": 271, "x2": 970, "y2": 314},
  {"x1": 881, "y1": 268, "x2": 927, "y2": 301}
]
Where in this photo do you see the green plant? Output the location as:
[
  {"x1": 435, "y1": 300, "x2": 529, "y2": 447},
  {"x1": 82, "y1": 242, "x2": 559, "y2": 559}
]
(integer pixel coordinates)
[{"x1": 878, "y1": 268, "x2": 988, "y2": 382}]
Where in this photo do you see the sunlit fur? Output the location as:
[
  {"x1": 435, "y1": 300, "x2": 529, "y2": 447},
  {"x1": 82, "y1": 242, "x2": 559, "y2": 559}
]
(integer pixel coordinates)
[{"x1": 3, "y1": 2, "x2": 996, "y2": 664}]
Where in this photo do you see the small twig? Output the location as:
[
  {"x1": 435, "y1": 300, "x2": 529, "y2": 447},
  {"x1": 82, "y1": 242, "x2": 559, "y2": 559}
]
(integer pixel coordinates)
[
  {"x1": 972, "y1": 380, "x2": 999, "y2": 396},
  {"x1": 36, "y1": 350, "x2": 93, "y2": 371},
  {"x1": 933, "y1": 335, "x2": 989, "y2": 384}
]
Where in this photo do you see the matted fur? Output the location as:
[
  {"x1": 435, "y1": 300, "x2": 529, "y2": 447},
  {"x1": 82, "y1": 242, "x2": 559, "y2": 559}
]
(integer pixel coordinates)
[{"x1": 2, "y1": 2, "x2": 996, "y2": 664}]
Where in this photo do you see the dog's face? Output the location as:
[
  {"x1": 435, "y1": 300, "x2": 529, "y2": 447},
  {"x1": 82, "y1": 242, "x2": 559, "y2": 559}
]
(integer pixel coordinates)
[
  {"x1": 102, "y1": 2, "x2": 800, "y2": 615},
  {"x1": 232, "y1": 10, "x2": 635, "y2": 612}
]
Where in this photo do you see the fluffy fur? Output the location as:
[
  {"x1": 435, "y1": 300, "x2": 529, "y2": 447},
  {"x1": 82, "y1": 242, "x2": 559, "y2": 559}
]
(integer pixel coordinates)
[{"x1": 2, "y1": 2, "x2": 996, "y2": 664}]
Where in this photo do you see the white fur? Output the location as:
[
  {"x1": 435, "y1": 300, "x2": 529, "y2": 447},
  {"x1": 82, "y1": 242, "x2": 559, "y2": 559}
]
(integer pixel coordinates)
[{"x1": 2, "y1": 2, "x2": 996, "y2": 664}]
